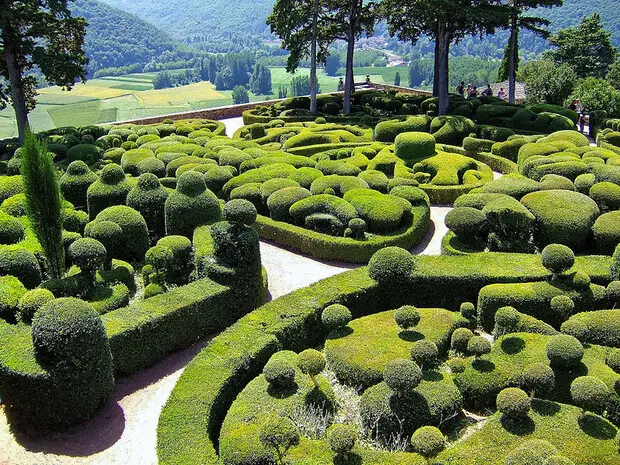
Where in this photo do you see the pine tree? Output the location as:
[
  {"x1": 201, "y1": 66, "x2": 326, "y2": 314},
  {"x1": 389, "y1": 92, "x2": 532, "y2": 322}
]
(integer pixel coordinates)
[{"x1": 394, "y1": 71, "x2": 401, "y2": 86}]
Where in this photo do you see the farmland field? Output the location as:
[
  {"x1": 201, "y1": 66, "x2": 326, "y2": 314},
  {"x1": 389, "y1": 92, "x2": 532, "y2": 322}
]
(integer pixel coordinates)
[{"x1": 0, "y1": 66, "x2": 409, "y2": 138}]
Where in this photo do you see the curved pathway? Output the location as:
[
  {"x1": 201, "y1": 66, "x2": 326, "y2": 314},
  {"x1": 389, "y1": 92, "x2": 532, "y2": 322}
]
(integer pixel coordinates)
[{"x1": 0, "y1": 117, "x2": 494, "y2": 464}]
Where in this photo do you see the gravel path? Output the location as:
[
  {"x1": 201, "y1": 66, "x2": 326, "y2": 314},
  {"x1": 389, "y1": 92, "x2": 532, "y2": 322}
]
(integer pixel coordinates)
[{"x1": 0, "y1": 117, "x2": 493, "y2": 464}]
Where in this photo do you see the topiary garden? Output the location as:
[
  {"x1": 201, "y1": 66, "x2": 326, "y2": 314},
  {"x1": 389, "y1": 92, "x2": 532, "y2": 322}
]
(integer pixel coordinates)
[{"x1": 1, "y1": 90, "x2": 619, "y2": 464}]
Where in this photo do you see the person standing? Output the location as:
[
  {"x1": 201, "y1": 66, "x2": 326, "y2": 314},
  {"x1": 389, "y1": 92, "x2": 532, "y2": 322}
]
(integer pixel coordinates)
[
  {"x1": 456, "y1": 81, "x2": 465, "y2": 96},
  {"x1": 465, "y1": 84, "x2": 472, "y2": 99}
]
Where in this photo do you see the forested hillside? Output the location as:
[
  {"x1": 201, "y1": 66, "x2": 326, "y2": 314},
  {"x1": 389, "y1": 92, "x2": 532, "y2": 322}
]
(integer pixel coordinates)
[
  {"x1": 97, "y1": 0, "x2": 274, "y2": 53},
  {"x1": 70, "y1": 0, "x2": 198, "y2": 76},
  {"x1": 97, "y1": 0, "x2": 618, "y2": 59}
]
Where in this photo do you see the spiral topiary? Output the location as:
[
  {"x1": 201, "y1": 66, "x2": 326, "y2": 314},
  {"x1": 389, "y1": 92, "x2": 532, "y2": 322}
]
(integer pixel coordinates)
[
  {"x1": 410, "y1": 339, "x2": 438, "y2": 370},
  {"x1": 394, "y1": 305, "x2": 420, "y2": 330},
  {"x1": 321, "y1": 304, "x2": 352, "y2": 333},
  {"x1": 367, "y1": 247, "x2": 416, "y2": 285},
  {"x1": 496, "y1": 387, "x2": 531, "y2": 420},
  {"x1": 383, "y1": 358, "x2": 422, "y2": 396},
  {"x1": 30, "y1": 297, "x2": 114, "y2": 428},
  {"x1": 546, "y1": 334, "x2": 583, "y2": 368}
]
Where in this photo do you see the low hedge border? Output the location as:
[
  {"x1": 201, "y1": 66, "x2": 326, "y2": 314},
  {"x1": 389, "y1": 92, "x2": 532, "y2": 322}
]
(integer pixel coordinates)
[
  {"x1": 254, "y1": 204, "x2": 430, "y2": 262},
  {"x1": 156, "y1": 252, "x2": 612, "y2": 465}
]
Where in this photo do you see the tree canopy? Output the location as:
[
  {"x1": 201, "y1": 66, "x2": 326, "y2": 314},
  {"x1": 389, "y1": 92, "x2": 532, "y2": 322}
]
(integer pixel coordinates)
[
  {"x1": 1, "y1": 0, "x2": 88, "y2": 141},
  {"x1": 549, "y1": 13, "x2": 617, "y2": 78}
]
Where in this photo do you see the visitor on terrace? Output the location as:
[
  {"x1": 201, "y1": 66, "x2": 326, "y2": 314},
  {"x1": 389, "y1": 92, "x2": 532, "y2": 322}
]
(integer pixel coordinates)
[
  {"x1": 456, "y1": 81, "x2": 465, "y2": 96},
  {"x1": 465, "y1": 83, "x2": 472, "y2": 97},
  {"x1": 481, "y1": 84, "x2": 492, "y2": 96},
  {"x1": 468, "y1": 85, "x2": 479, "y2": 98},
  {"x1": 497, "y1": 87, "x2": 506, "y2": 100}
]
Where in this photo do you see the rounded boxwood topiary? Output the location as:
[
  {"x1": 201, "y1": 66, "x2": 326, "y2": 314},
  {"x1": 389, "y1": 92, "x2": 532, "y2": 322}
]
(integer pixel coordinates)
[
  {"x1": 541, "y1": 244, "x2": 575, "y2": 278},
  {"x1": 126, "y1": 173, "x2": 169, "y2": 238},
  {"x1": 546, "y1": 334, "x2": 583, "y2": 368},
  {"x1": 62, "y1": 208, "x2": 89, "y2": 235},
  {"x1": 146, "y1": 245, "x2": 173, "y2": 280},
  {"x1": 571, "y1": 271, "x2": 591, "y2": 291},
  {"x1": 68, "y1": 237, "x2": 107, "y2": 276},
  {"x1": 383, "y1": 358, "x2": 422, "y2": 396},
  {"x1": 223, "y1": 199, "x2": 257, "y2": 225},
  {"x1": 258, "y1": 415, "x2": 300, "y2": 462},
  {"x1": 17, "y1": 288, "x2": 55, "y2": 324},
  {"x1": 345, "y1": 217, "x2": 367, "y2": 239},
  {"x1": 0, "y1": 248, "x2": 42, "y2": 288},
  {"x1": 451, "y1": 327, "x2": 474, "y2": 353},
  {"x1": 144, "y1": 282, "x2": 164, "y2": 298},
  {"x1": 607, "y1": 348, "x2": 620, "y2": 373},
  {"x1": 496, "y1": 387, "x2": 531, "y2": 419},
  {"x1": 165, "y1": 171, "x2": 221, "y2": 238},
  {"x1": 494, "y1": 306, "x2": 520, "y2": 336},
  {"x1": 394, "y1": 132, "x2": 436, "y2": 165},
  {"x1": 92, "y1": 205, "x2": 150, "y2": 262},
  {"x1": 60, "y1": 161, "x2": 98, "y2": 209},
  {"x1": 445, "y1": 207, "x2": 487, "y2": 244},
  {"x1": 410, "y1": 339, "x2": 438, "y2": 370},
  {"x1": 84, "y1": 220, "x2": 122, "y2": 269},
  {"x1": 266, "y1": 186, "x2": 312, "y2": 222},
  {"x1": 447, "y1": 357, "x2": 467, "y2": 373},
  {"x1": 468, "y1": 336, "x2": 491, "y2": 359},
  {"x1": 0, "y1": 275, "x2": 28, "y2": 322},
  {"x1": 156, "y1": 235, "x2": 194, "y2": 284},
  {"x1": 410, "y1": 426, "x2": 445, "y2": 461},
  {"x1": 608, "y1": 281, "x2": 620, "y2": 306},
  {"x1": 460, "y1": 302, "x2": 477, "y2": 321},
  {"x1": 570, "y1": 376, "x2": 609, "y2": 415},
  {"x1": 321, "y1": 304, "x2": 352, "y2": 333},
  {"x1": 593, "y1": 211, "x2": 620, "y2": 255},
  {"x1": 0, "y1": 211, "x2": 24, "y2": 244},
  {"x1": 263, "y1": 356, "x2": 296, "y2": 389},
  {"x1": 394, "y1": 305, "x2": 420, "y2": 330},
  {"x1": 327, "y1": 424, "x2": 357, "y2": 455},
  {"x1": 550, "y1": 295, "x2": 575, "y2": 321},
  {"x1": 574, "y1": 173, "x2": 596, "y2": 195},
  {"x1": 298, "y1": 349, "x2": 326, "y2": 388},
  {"x1": 521, "y1": 363, "x2": 555, "y2": 399},
  {"x1": 504, "y1": 440, "x2": 558, "y2": 465},
  {"x1": 30, "y1": 297, "x2": 114, "y2": 428},
  {"x1": 367, "y1": 246, "x2": 416, "y2": 285}
]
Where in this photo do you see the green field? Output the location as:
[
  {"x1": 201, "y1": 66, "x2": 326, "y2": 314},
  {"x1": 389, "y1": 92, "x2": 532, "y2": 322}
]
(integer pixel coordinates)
[{"x1": 0, "y1": 66, "x2": 410, "y2": 139}]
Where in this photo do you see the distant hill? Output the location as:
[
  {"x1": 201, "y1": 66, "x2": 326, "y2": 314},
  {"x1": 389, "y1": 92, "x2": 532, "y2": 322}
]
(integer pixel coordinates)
[
  {"x1": 97, "y1": 0, "x2": 275, "y2": 52},
  {"x1": 70, "y1": 0, "x2": 195, "y2": 76}
]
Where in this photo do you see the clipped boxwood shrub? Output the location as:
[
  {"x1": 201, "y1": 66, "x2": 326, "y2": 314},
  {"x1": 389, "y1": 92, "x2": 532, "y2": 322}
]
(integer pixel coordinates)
[
  {"x1": 430, "y1": 115, "x2": 476, "y2": 146},
  {"x1": 546, "y1": 334, "x2": 583, "y2": 368},
  {"x1": 126, "y1": 173, "x2": 170, "y2": 237},
  {"x1": 17, "y1": 288, "x2": 54, "y2": 324},
  {"x1": 0, "y1": 275, "x2": 27, "y2": 322},
  {"x1": 60, "y1": 161, "x2": 98, "y2": 209},
  {"x1": 496, "y1": 387, "x2": 531, "y2": 419},
  {"x1": 561, "y1": 310, "x2": 620, "y2": 347},
  {"x1": 165, "y1": 171, "x2": 221, "y2": 238},
  {"x1": 367, "y1": 246, "x2": 416, "y2": 284},
  {"x1": 86, "y1": 164, "x2": 130, "y2": 220},
  {"x1": 589, "y1": 182, "x2": 620, "y2": 212},
  {"x1": 0, "y1": 248, "x2": 42, "y2": 288},
  {"x1": 394, "y1": 132, "x2": 436, "y2": 164},
  {"x1": 24, "y1": 297, "x2": 114, "y2": 429},
  {"x1": 0, "y1": 211, "x2": 25, "y2": 244},
  {"x1": 520, "y1": 190, "x2": 600, "y2": 251},
  {"x1": 374, "y1": 116, "x2": 432, "y2": 142},
  {"x1": 90, "y1": 205, "x2": 150, "y2": 262}
]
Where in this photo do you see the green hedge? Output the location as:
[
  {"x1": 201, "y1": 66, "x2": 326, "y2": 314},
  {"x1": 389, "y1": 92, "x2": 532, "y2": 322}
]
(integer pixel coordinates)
[
  {"x1": 254, "y1": 203, "x2": 430, "y2": 263},
  {"x1": 561, "y1": 310, "x2": 620, "y2": 347},
  {"x1": 156, "y1": 252, "x2": 612, "y2": 465}
]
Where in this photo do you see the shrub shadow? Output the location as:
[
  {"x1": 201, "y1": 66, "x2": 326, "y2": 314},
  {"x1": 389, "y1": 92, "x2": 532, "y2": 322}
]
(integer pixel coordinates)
[
  {"x1": 472, "y1": 359, "x2": 495, "y2": 372},
  {"x1": 267, "y1": 382, "x2": 298, "y2": 399},
  {"x1": 398, "y1": 330, "x2": 424, "y2": 342},
  {"x1": 501, "y1": 336, "x2": 525, "y2": 355},
  {"x1": 333, "y1": 452, "x2": 363, "y2": 465},
  {"x1": 326, "y1": 326, "x2": 353, "y2": 340},
  {"x1": 579, "y1": 412, "x2": 616, "y2": 440},
  {"x1": 500, "y1": 415, "x2": 535, "y2": 435},
  {"x1": 531, "y1": 399, "x2": 561, "y2": 417}
]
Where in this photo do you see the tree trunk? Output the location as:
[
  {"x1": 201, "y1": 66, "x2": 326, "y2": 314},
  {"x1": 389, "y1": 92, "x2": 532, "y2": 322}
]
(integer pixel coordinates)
[
  {"x1": 433, "y1": 27, "x2": 440, "y2": 97},
  {"x1": 437, "y1": 23, "x2": 450, "y2": 115},
  {"x1": 3, "y1": 36, "x2": 30, "y2": 142},
  {"x1": 508, "y1": 8, "x2": 518, "y2": 104},
  {"x1": 343, "y1": 1, "x2": 358, "y2": 114},
  {"x1": 310, "y1": 0, "x2": 319, "y2": 114}
]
